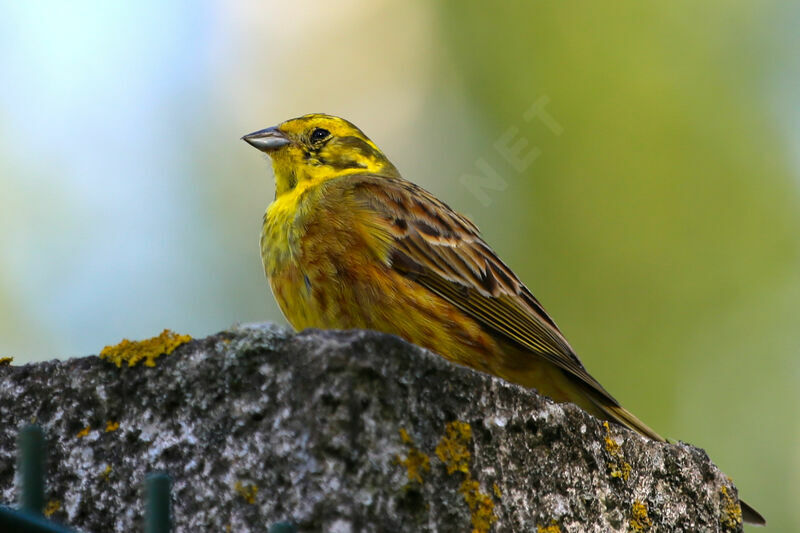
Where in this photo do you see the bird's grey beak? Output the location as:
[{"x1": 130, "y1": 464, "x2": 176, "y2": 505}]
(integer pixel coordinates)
[{"x1": 242, "y1": 126, "x2": 291, "y2": 152}]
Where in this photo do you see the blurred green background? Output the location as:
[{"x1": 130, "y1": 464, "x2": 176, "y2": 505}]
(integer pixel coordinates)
[{"x1": 1, "y1": 1, "x2": 797, "y2": 529}]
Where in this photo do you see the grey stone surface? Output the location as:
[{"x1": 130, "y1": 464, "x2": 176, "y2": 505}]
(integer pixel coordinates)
[{"x1": 0, "y1": 324, "x2": 745, "y2": 532}]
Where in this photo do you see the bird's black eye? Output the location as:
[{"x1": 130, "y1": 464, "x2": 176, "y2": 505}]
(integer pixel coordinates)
[{"x1": 310, "y1": 128, "x2": 330, "y2": 143}]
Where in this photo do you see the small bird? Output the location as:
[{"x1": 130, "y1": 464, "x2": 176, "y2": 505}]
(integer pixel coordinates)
[{"x1": 243, "y1": 113, "x2": 764, "y2": 525}]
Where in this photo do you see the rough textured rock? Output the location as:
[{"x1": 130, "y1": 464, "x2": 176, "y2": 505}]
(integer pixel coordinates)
[{"x1": 0, "y1": 324, "x2": 745, "y2": 532}]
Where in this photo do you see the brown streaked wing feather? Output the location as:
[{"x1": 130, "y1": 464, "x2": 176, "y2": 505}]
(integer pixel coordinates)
[{"x1": 344, "y1": 174, "x2": 619, "y2": 406}]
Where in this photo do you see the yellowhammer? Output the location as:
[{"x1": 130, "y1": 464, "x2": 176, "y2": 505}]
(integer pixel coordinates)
[{"x1": 243, "y1": 113, "x2": 763, "y2": 525}]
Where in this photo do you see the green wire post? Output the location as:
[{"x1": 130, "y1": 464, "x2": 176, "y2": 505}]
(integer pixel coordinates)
[
  {"x1": 1, "y1": 425, "x2": 74, "y2": 531},
  {"x1": 269, "y1": 522, "x2": 297, "y2": 533},
  {"x1": 145, "y1": 472, "x2": 172, "y2": 533},
  {"x1": 0, "y1": 506, "x2": 76, "y2": 533},
  {"x1": 19, "y1": 424, "x2": 45, "y2": 514}
]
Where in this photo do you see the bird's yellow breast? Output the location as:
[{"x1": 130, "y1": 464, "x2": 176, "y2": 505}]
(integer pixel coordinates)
[{"x1": 260, "y1": 179, "x2": 501, "y2": 372}]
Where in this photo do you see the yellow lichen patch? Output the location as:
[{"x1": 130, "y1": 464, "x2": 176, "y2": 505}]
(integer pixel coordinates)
[
  {"x1": 396, "y1": 429, "x2": 430, "y2": 484},
  {"x1": 234, "y1": 481, "x2": 258, "y2": 504},
  {"x1": 99, "y1": 329, "x2": 191, "y2": 368},
  {"x1": 719, "y1": 486, "x2": 742, "y2": 529},
  {"x1": 435, "y1": 420, "x2": 473, "y2": 475},
  {"x1": 400, "y1": 448, "x2": 431, "y2": 484},
  {"x1": 609, "y1": 460, "x2": 631, "y2": 481},
  {"x1": 43, "y1": 499, "x2": 61, "y2": 518},
  {"x1": 603, "y1": 422, "x2": 631, "y2": 481},
  {"x1": 435, "y1": 421, "x2": 496, "y2": 533},
  {"x1": 76, "y1": 425, "x2": 91, "y2": 438},
  {"x1": 460, "y1": 478, "x2": 496, "y2": 533},
  {"x1": 537, "y1": 521, "x2": 562, "y2": 533},
  {"x1": 492, "y1": 483, "x2": 502, "y2": 499},
  {"x1": 603, "y1": 422, "x2": 621, "y2": 454},
  {"x1": 105, "y1": 421, "x2": 120, "y2": 432},
  {"x1": 0, "y1": 356, "x2": 12, "y2": 366},
  {"x1": 100, "y1": 464, "x2": 112, "y2": 482},
  {"x1": 630, "y1": 500, "x2": 653, "y2": 531}
]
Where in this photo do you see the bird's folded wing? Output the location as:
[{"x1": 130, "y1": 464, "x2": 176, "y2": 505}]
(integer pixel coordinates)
[{"x1": 343, "y1": 174, "x2": 619, "y2": 406}]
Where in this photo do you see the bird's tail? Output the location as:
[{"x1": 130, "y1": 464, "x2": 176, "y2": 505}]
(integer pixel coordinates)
[
  {"x1": 579, "y1": 384, "x2": 665, "y2": 442},
  {"x1": 740, "y1": 500, "x2": 766, "y2": 526},
  {"x1": 595, "y1": 402, "x2": 665, "y2": 442}
]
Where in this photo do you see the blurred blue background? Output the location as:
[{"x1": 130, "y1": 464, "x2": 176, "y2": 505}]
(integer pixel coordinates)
[{"x1": 1, "y1": 1, "x2": 798, "y2": 529}]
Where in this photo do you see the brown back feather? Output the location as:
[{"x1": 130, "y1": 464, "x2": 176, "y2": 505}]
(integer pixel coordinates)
[{"x1": 340, "y1": 174, "x2": 620, "y2": 407}]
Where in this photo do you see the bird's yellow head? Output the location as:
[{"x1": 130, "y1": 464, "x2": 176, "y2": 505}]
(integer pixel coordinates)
[{"x1": 243, "y1": 114, "x2": 398, "y2": 197}]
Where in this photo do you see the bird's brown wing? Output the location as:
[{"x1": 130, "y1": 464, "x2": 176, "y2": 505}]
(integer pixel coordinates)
[{"x1": 344, "y1": 174, "x2": 619, "y2": 406}]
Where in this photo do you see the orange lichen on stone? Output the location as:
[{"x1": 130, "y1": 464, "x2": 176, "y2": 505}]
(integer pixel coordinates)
[
  {"x1": 105, "y1": 421, "x2": 120, "y2": 432},
  {"x1": 537, "y1": 521, "x2": 562, "y2": 533},
  {"x1": 630, "y1": 500, "x2": 653, "y2": 531},
  {"x1": 396, "y1": 428, "x2": 431, "y2": 484},
  {"x1": 435, "y1": 420, "x2": 473, "y2": 475},
  {"x1": 99, "y1": 329, "x2": 191, "y2": 368},
  {"x1": 719, "y1": 486, "x2": 742, "y2": 529},
  {"x1": 0, "y1": 356, "x2": 12, "y2": 366},
  {"x1": 76, "y1": 425, "x2": 91, "y2": 438},
  {"x1": 44, "y1": 499, "x2": 61, "y2": 518},
  {"x1": 234, "y1": 481, "x2": 258, "y2": 504},
  {"x1": 603, "y1": 421, "x2": 631, "y2": 481}
]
